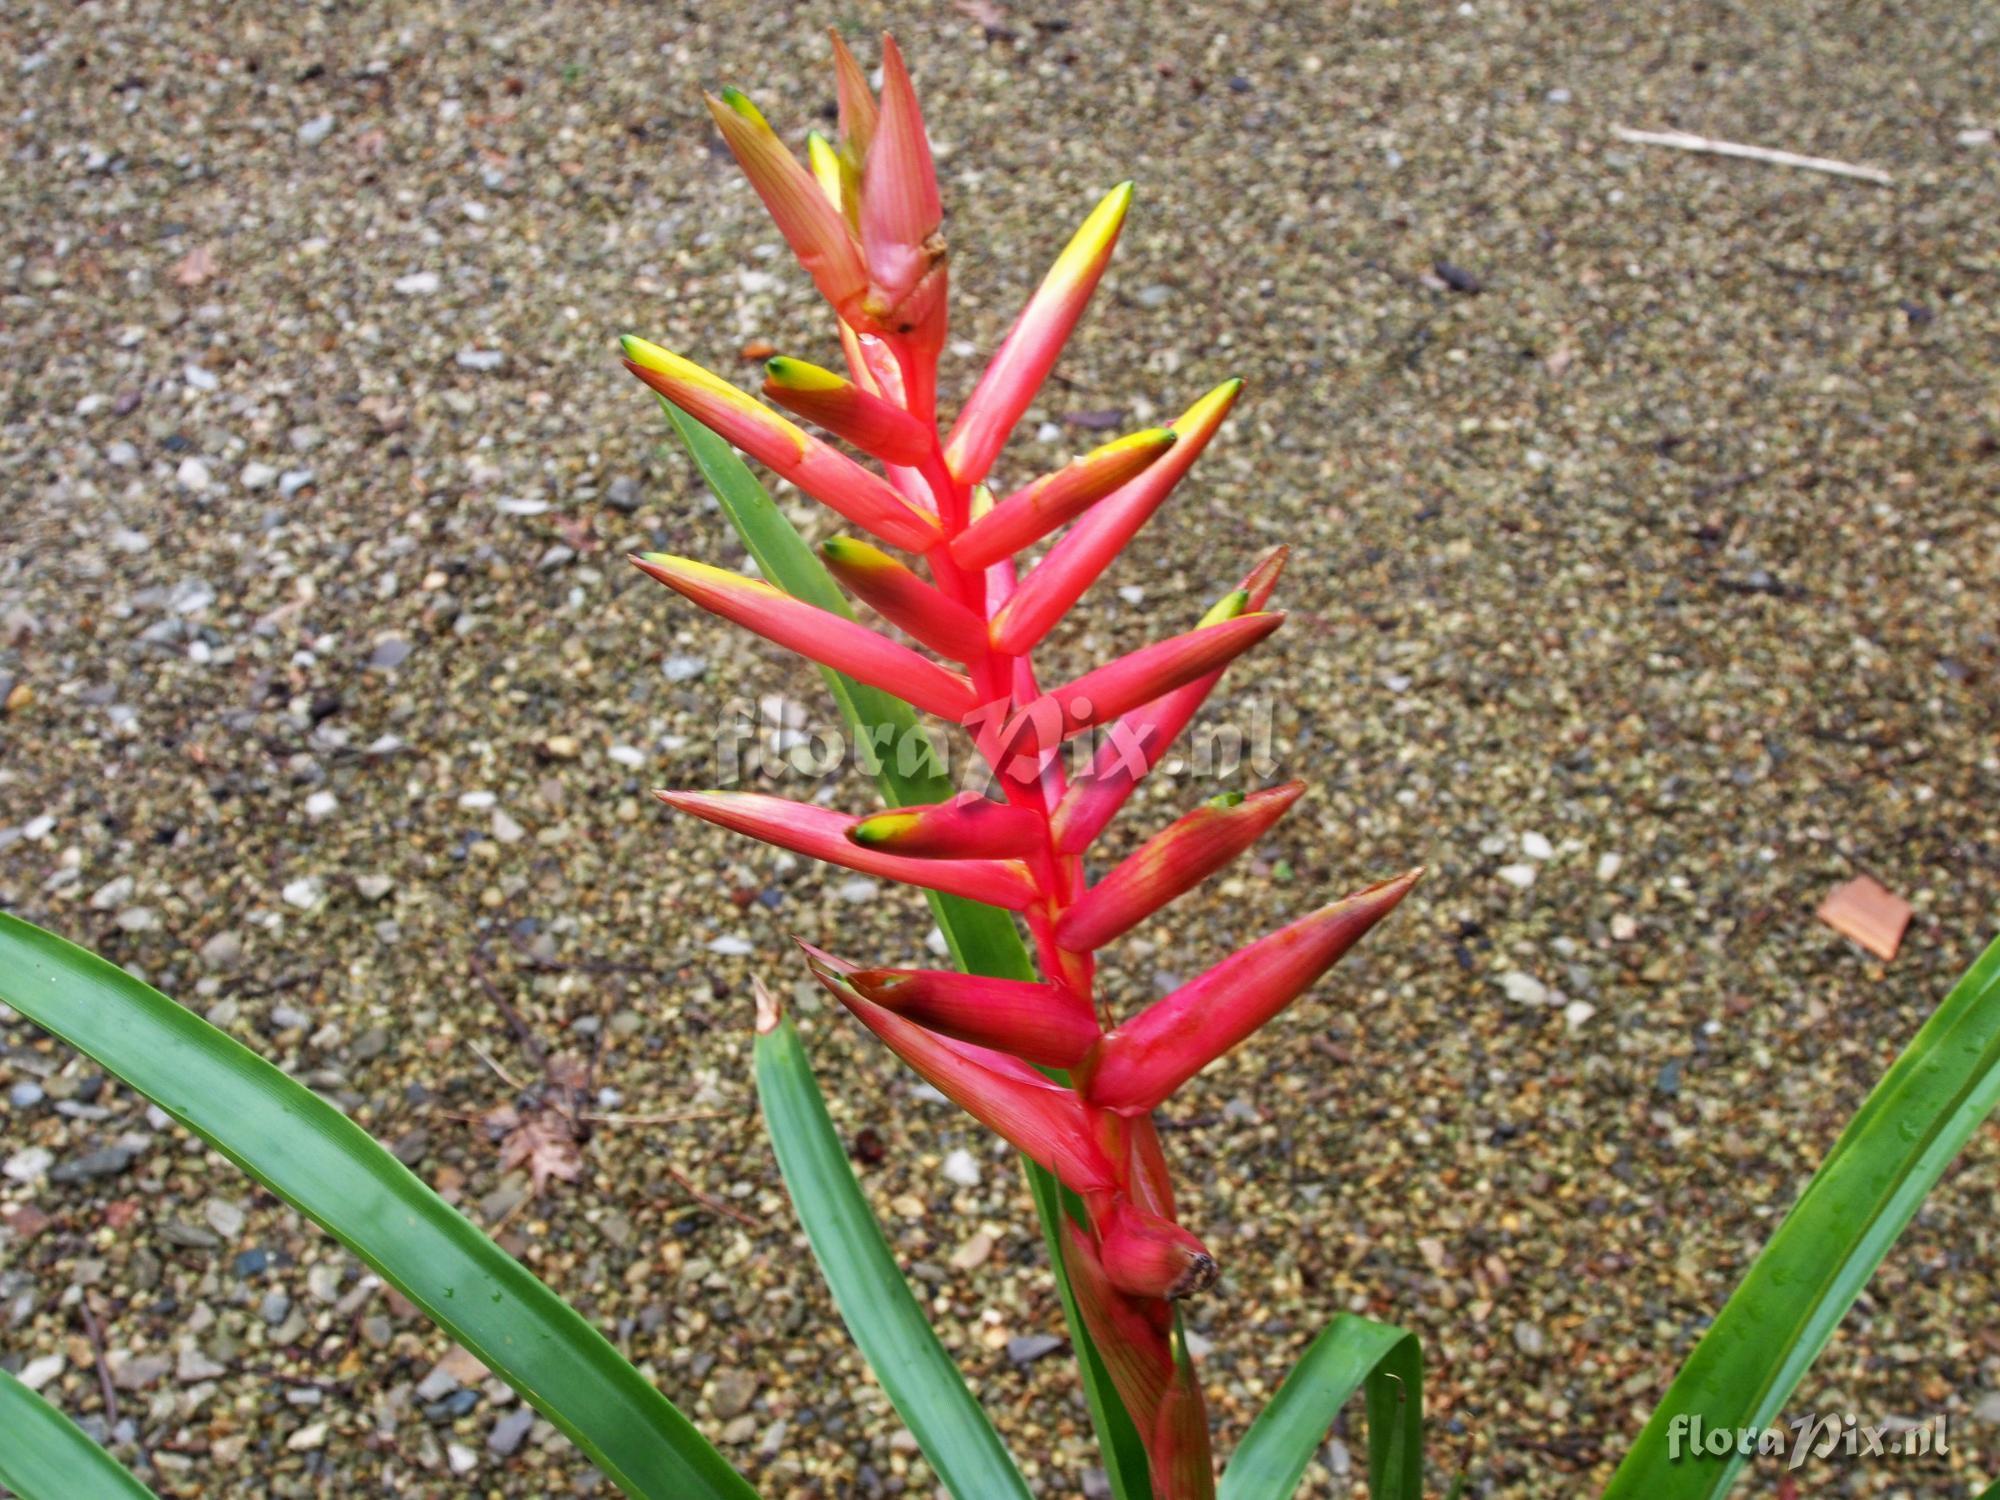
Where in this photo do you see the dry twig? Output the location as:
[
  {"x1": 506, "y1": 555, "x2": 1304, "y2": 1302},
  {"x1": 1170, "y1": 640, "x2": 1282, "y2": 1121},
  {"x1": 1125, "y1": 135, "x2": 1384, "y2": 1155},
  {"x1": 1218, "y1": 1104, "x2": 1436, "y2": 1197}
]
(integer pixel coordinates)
[{"x1": 1612, "y1": 126, "x2": 1894, "y2": 186}]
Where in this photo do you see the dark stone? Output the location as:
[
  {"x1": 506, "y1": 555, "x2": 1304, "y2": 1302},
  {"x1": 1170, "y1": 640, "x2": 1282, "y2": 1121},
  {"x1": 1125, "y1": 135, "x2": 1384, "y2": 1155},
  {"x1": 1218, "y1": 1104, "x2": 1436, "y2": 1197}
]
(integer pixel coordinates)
[{"x1": 50, "y1": 1146, "x2": 134, "y2": 1183}]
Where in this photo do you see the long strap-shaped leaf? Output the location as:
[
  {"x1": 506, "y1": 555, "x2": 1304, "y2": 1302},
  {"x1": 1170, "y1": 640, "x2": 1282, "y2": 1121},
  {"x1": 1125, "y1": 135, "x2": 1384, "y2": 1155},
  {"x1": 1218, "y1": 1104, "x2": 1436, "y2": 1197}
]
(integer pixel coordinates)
[
  {"x1": 1217, "y1": 1314, "x2": 1422, "y2": 1500},
  {"x1": 666, "y1": 409, "x2": 1155, "y2": 1498},
  {"x1": 755, "y1": 1008, "x2": 1032, "y2": 1499},
  {"x1": 0, "y1": 916, "x2": 757, "y2": 1500},
  {"x1": 1605, "y1": 932, "x2": 2000, "y2": 1500},
  {"x1": 0, "y1": 1365, "x2": 160, "y2": 1499}
]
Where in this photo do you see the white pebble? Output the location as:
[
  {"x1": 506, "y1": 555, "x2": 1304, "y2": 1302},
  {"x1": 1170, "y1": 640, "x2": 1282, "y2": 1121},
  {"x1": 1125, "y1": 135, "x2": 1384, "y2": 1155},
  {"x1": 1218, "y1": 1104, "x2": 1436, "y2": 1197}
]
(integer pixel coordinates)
[
  {"x1": 1497, "y1": 971, "x2": 1550, "y2": 1006},
  {"x1": 458, "y1": 790, "x2": 497, "y2": 810},
  {"x1": 607, "y1": 745, "x2": 645, "y2": 769},
  {"x1": 706, "y1": 935, "x2": 754, "y2": 956},
  {"x1": 176, "y1": 456, "x2": 211, "y2": 491},
  {"x1": 1596, "y1": 851, "x2": 1623, "y2": 881},
  {"x1": 1563, "y1": 999, "x2": 1597, "y2": 1030},
  {"x1": 281, "y1": 876, "x2": 324, "y2": 910},
  {"x1": 941, "y1": 1149, "x2": 982, "y2": 1187},
  {"x1": 1521, "y1": 831, "x2": 1554, "y2": 860},
  {"x1": 241, "y1": 461, "x2": 278, "y2": 490},
  {"x1": 394, "y1": 271, "x2": 441, "y2": 295},
  {"x1": 303, "y1": 790, "x2": 337, "y2": 821},
  {"x1": 1497, "y1": 863, "x2": 1537, "y2": 889}
]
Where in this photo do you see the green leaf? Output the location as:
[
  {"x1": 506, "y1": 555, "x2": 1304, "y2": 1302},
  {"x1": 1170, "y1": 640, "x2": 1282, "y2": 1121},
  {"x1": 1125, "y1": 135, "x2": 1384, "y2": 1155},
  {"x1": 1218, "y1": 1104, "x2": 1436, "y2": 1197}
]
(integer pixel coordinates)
[
  {"x1": 665, "y1": 410, "x2": 1153, "y2": 1498},
  {"x1": 1217, "y1": 1314, "x2": 1422, "y2": 1500},
  {"x1": 1605, "y1": 933, "x2": 2000, "y2": 1500},
  {"x1": 0, "y1": 915, "x2": 757, "y2": 1500},
  {"x1": 755, "y1": 1009, "x2": 1032, "y2": 1499},
  {"x1": 0, "y1": 1365, "x2": 160, "y2": 1500}
]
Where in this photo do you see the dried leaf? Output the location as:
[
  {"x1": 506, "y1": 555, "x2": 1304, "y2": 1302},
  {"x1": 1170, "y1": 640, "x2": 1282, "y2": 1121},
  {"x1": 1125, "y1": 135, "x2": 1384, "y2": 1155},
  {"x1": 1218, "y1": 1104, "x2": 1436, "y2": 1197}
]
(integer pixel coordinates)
[{"x1": 499, "y1": 1112, "x2": 583, "y2": 1195}]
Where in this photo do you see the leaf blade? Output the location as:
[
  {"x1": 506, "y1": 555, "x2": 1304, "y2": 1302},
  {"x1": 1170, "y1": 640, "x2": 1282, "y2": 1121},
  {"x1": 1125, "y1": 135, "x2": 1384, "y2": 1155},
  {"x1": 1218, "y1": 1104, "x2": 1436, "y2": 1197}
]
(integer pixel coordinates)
[
  {"x1": 0, "y1": 1365, "x2": 161, "y2": 1500},
  {"x1": 0, "y1": 915, "x2": 757, "y2": 1500},
  {"x1": 1217, "y1": 1313, "x2": 1422, "y2": 1500},
  {"x1": 1604, "y1": 933, "x2": 2000, "y2": 1500},
  {"x1": 755, "y1": 1011, "x2": 1032, "y2": 1499}
]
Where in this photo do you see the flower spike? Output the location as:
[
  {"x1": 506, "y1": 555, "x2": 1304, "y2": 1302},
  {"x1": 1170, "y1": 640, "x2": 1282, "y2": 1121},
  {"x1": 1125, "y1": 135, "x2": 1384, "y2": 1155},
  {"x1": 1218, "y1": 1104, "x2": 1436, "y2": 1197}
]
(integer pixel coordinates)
[
  {"x1": 1085, "y1": 870, "x2": 1424, "y2": 1113},
  {"x1": 632, "y1": 553, "x2": 976, "y2": 720},
  {"x1": 949, "y1": 427, "x2": 1179, "y2": 570},
  {"x1": 818, "y1": 537, "x2": 990, "y2": 662},
  {"x1": 659, "y1": 790, "x2": 1037, "y2": 909},
  {"x1": 849, "y1": 792, "x2": 1046, "y2": 858},
  {"x1": 1052, "y1": 546, "x2": 1289, "y2": 853},
  {"x1": 845, "y1": 966, "x2": 1100, "y2": 1068},
  {"x1": 633, "y1": 45, "x2": 1417, "y2": 1495},
  {"x1": 944, "y1": 182, "x2": 1135, "y2": 487},
  {"x1": 763, "y1": 357, "x2": 934, "y2": 465},
  {"x1": 621, "y1": 338, "x2": 940, "y2": 551},
  {"x1": 704, "y1": 89, "x2": 871, "y2": 327},
  {"x1": 989, "y1": 379, "x2": 1243, "y2": 653},
  {"x1": 1055, "y1": 782, "x2": 1306, "y2": 952}
]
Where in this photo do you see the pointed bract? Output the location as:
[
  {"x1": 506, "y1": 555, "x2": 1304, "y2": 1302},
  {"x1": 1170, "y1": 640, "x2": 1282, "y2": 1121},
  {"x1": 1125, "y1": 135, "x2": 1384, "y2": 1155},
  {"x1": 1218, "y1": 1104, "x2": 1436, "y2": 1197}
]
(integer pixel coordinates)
[
  {"x1": 1055, "y1": 783, "x2": 1305, "y2": 952},
  {"x1": 632, "y1": 552, "x2": 975, "y2": 719},
  {"x1": 622, "y1": 337, "x2": 940, "y2": 551},
  {"x1": 989, "y1": 379, "x2": 1243, "y2": 652},
  {"x1": 849, "y1": 792, "x2": 1046, "y2": 858},
  {"x1": 705, "y1": 90, "x2": 871, "y2": 327},
  {"x1": 991, "y1": 613, "x2": 1283, "y2": 756},
  {"x1": 1060, "y1": 1221, "x2": 1175, "y2": 1433},
  {"x1": 1151, "y1": 1333, "x2": 1217, "y2": 1500},
  {"x1": 1051, "y1": 546, "x2": 1289, "y2": 853},
  {"x1": 827, "y1": 30, "x2": 877, "y2": 221},
  {"x1": 805, "y1": 950, "x2": 1118, "y2": 1194},
  {"x1": 859, "y1": 35, "x2": 946, "y2": 333},
  {"x1": 1085, "y1": 870, "x2": 1424, "y2": 1112},
  {"x1": 845, "y1": 966, "x2": 1099, "y2": 1068},
  {"x1": 819, "y1": 537, "x2": 990, "y2": 661},
  {"x1": 764, "y1": 357, "x2": 934, "y2": 465},
  {"x1": 949, "y1": 427, "x2": 1179, "y2": 570},
  {"x1": 659, "y1": 790, "x2": 1036, "y2": 909},
  {"x1": 943, "y1": 183, "x2": 1135, "y2": 487}
]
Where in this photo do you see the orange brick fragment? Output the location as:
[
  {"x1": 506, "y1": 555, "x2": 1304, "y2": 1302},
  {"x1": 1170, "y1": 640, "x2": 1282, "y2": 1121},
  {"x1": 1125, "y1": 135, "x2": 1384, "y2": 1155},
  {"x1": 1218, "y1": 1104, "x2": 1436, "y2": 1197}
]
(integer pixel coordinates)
[{"x1": 1817, "y1": 875, "x2": 1913, "y2": 961}]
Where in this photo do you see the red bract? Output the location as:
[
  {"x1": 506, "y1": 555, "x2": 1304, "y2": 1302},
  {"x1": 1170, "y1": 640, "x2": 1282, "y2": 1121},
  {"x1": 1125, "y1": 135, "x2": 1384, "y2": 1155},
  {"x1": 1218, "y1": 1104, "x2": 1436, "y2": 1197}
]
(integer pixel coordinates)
[{"x1": 628, "y1": 37, "x2": 1416, "y2": 1496}]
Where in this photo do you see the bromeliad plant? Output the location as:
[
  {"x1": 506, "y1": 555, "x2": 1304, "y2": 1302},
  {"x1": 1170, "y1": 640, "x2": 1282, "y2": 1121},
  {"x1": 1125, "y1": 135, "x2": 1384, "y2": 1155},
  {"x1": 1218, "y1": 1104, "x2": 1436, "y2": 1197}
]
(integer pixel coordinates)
[
  {"x1": 6, "y1": 29, "x2": 2000, "y2": 1500},
  {"x1": 616, "y1": 31, "x2": 1418, "y2": 1496}
]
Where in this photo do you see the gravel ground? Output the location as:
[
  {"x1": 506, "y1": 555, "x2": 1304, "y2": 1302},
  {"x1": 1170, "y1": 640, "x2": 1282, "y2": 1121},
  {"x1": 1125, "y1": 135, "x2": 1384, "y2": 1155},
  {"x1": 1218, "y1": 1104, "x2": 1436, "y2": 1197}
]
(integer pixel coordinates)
[{"x1": 3, "y1": 2, "x2": 1997, "y2": 1496}]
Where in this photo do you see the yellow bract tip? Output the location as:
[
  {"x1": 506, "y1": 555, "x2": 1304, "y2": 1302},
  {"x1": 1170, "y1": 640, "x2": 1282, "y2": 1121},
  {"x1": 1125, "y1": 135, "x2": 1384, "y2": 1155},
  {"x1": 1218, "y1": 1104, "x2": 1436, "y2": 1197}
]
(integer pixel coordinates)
[
  {"x1": 1197, "y1": 589, "x2": 1250, "y2": 627},
  {"x1": 765, "y1": 356, "x2": 848, "y2": 393},
  {"x1": 850, "y1": 811, "x2": 919, "y2": 847}
]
